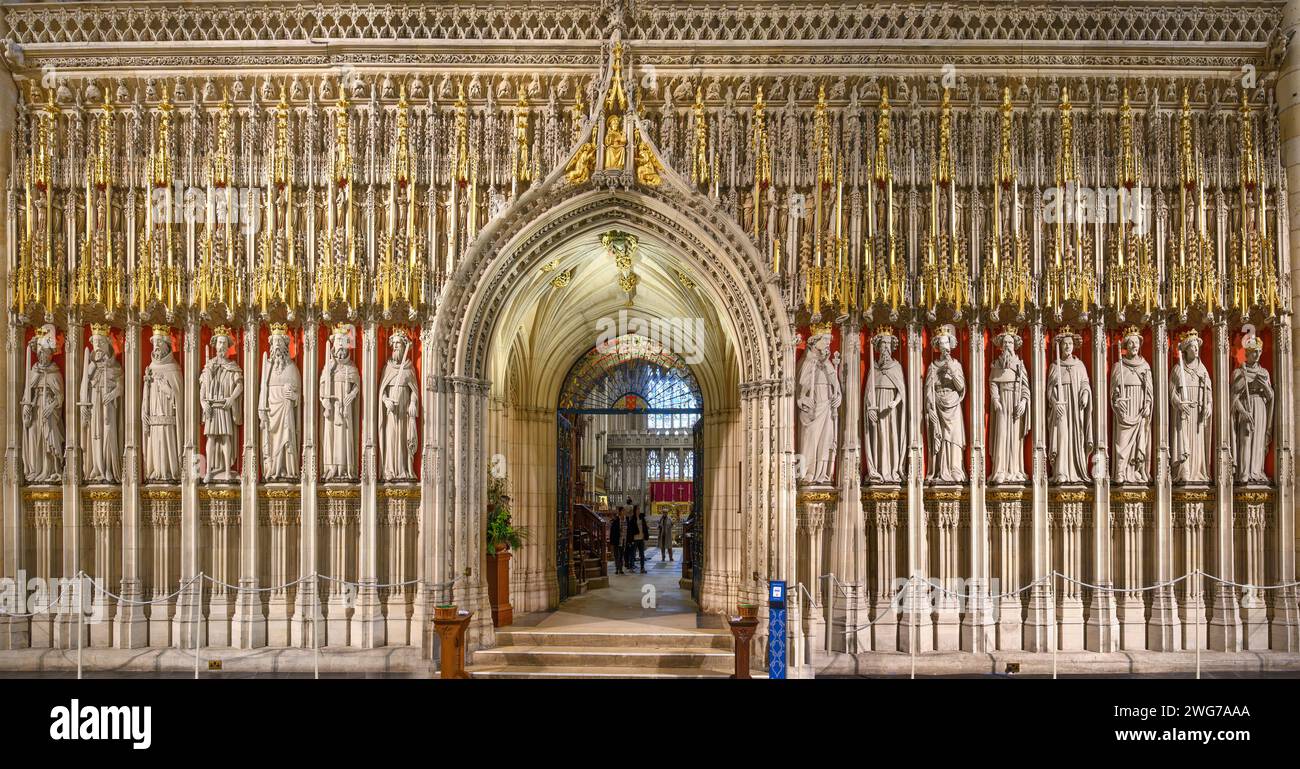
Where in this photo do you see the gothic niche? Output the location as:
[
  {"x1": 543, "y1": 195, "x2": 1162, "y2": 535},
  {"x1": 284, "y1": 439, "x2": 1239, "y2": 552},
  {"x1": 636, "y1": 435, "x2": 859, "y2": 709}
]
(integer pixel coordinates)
[
  {"x1": 797, "y1": 324, "x2": 840, "y2": 485},
  {"x1": 260, "y1": 325, "x2": 302, "y2": 482},
  {"x1": 379, "y1": 328, "x2": 420, "y2": 483},
  {"x1": 81, "y1": 324, "x2": 123, "y2": 485},
  {"x1": 199, "y1": 326, "x2": 243, "y2": 483},
  {"x1": 21, "y1": 324, "x2": 63, "y2": 484}
]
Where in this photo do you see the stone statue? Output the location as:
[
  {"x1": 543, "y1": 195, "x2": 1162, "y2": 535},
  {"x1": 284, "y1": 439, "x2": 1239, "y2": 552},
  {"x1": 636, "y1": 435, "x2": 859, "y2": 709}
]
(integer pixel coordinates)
[
  {"x1": 863, "y1": 328, "x2": 905, "y2": 484},
  {"x1": 603, "y1": 113, "x2": 627, "y2": 169},
  {"x1": 199, "y1": 326, "x2": 243, "y2": 482},
  {"x1": 924, "y1": 324, "x2": 966, "y2": 483},
  {"x1": 1046, "y1": 327, "x2": 1092, "y2": 484},
  {"x1": 80, "y1": 325, "x2": 123, "y2": 484},
  {"x1": 988, "y1": 327, "x2": 1029, "y2": 484},
  {"x1": 379, "y1": 329, "x2": 420, "y2": 482},
  {"x1": 142, "y1": 327, "x2": 184, "y2": 483},
  {"x1": 797, "y1": 327, "x2": 841, "y2": 484},
  {"x1": 21, "y1": 325, "x2": 63, "y2": 483},
  {"x1": 1230, "y1": 333, "x2": 1273, "y2": 484},
  {"x1": 320, "y1": 324, "x2": 361, "y2": 482},
  {"x1": 1110, "y1": 328, "x2": 1152, "y2": 484},
  {"x1": 1170, "y1": 329, "x2": 1212, "y2": 484},
  {"x1": 259, "y1": 326, "x2": 301, "y2": 481}
]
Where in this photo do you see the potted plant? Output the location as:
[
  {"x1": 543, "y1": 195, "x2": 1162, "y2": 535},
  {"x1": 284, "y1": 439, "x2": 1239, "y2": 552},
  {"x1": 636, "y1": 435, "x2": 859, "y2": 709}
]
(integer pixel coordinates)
[{"x1": 485, "y1": 474, "x2": 527, "y2": 627}]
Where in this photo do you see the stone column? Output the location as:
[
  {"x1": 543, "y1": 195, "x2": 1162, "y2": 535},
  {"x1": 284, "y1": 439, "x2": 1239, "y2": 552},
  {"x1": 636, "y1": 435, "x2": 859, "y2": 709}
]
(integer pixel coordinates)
[
  {"x1": 115, "y1": 320, "x2": 147, "y2": 647},
  {"x1": 0, "y1": 63, "x2": 26, "y2": 651},
  {"x1": 990, "y1": 489, "x2": 1025, "y2": 649},
  {"x1": 173, "y1": 321, "x2": 205, "y2": 648},
  {"x1": 1209, "y1": 320, "x2": 1241, "y2": 650},
  {"x1": 962, "y1": 320, "x2": 994, "y2": 651},
  {"x1": 1025, "y1": 322, "x2": 1053, "y2": 650},
  {"x1": 451, "y1": 376, "x2": 494, "y2": 649},
  {"x1": 1235, "y1": 489, "x2": 1270, "y2": 648},
  {"x1": 54, "y1": 320, "x2": 84, "y2": 648},
  {"x1": 1279, "y1": 0, "x2": 1300, "y2": 651},
  {"x1": 901, "y1": 323, "x2": 931, "y2": 652},
  {"x1": 831, "y1": 324, "x2": 866, "y2": 652},
  {"x1": 352, "y1": 321, "x2": 385, "y2": 647},
  {"x1": 1148, "y1": 321, "x2": 1181, "y2": 649},
  {"x1": 1087, "y1": 319, "x2": 1119, "y2": 650},
  {"x1": 291, "y1": 319, "x2": 321, "y2": 647},
  {"x1": 230, "y1": 318, "x2": 265, "y2": 647}
]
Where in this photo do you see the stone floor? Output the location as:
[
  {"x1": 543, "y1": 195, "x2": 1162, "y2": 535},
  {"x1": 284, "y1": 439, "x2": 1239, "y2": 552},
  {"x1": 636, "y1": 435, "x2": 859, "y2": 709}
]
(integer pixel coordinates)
[{"x1": 508, "y1": 546, "x2": 723, "y2": 633}]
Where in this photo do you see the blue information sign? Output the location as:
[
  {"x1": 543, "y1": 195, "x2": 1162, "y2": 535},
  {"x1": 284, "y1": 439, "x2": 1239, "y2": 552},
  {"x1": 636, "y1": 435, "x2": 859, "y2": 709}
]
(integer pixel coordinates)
[{"x1": 768, "y1": 580, "x2": 787, "y2": 679}]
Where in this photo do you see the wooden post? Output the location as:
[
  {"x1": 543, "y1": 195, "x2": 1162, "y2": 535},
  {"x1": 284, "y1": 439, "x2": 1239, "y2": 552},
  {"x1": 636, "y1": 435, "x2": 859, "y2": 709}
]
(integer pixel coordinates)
[
  {"x1": 432, "y1": 605, "x2": 472, "y2": 679},
  {"x1": 728, "y1": 603, "x2": 760, "y2": 679}
]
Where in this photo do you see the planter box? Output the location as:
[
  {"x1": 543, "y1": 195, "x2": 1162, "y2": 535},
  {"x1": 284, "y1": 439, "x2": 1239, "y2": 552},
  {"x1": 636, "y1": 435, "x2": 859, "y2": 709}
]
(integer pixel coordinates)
[{"x1": 485, "y1": 549, "x2": 513, "y2": 628}]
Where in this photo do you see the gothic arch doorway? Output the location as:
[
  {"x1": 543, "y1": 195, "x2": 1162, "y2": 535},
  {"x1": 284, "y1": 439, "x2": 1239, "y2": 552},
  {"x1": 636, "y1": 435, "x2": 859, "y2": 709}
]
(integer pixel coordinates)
[
  {"x1": 555, "y1": 335, "x2": 704, "y2": 603},
  {"x1": 427, "y1": 179, "x2": 797, "y2": 643}
]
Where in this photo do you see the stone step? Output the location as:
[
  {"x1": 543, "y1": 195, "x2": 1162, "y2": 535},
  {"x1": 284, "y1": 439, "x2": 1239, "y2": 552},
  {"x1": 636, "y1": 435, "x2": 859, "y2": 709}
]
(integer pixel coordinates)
[
  {"x1": 469, "y1": 665, "x2": 739, "y2": 679},
  {"x1": 471, "y1": 645, "x2": 736, "y2": 672},
  {"x1": 495, "y1": 630, "x2": 734, "y2": 649}
]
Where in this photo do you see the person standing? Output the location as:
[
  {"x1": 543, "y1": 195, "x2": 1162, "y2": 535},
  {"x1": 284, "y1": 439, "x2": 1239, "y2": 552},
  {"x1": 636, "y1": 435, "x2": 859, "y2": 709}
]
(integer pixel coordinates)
[
  {"x1": 631, "y1": 504, "x2": 648, "y2": 574},
  {"x1": 609, "y1": 507, "x2": 625, "y2": 575},
  {"x1": 658, "y1": 510, "x2": 674, "y2": 561}
]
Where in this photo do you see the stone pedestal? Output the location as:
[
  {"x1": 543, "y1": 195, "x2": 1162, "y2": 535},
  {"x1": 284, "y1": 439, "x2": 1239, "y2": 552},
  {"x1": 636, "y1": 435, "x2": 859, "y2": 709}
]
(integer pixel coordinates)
[
  {"x1": 927, "y1": 488, "x2": 962, "y2": 651},
  {"x1": 1113, "y1": 488, "x2": 1149, "y2": 650},
  {"x1": 796, "y1": 485, "x2": 833, "y2": 654},
  {"x1": 1173, "y1": 488, "x2": 1211, "y2": 650},
  {"x1": 989, "y1": 488, "x2": 1026, "y2": 650},
  {"x1": 1050, "y1": 487, "x2": 1087, "y2": 650},
  {"x1": 865, "y1": 488, "x2": 901, "y2": 651}
]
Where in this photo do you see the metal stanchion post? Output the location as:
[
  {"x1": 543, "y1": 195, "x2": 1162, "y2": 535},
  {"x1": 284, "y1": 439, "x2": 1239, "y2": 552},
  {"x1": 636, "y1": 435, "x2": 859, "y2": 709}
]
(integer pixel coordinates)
[
  {"x1": 194, "y1": 573, "x2": 203, "y2": 679},
  {"x1": 910, "y1": 575, "x2": 917, "y2": 680},
  {"x1": 826, "y1": 575, "x2": 834, "y2": 654},
  {"x1": 1195, "y1": 569, "x2": 1201, "y2": 680},
  {"x1": 1051, "y1": 574, "x2": 1058, "y2": 680},
  {"x1": 77, "y1": 571, "x2": 84, "y2": 681},
  {"x1": 313, "y1": 573, "x2": 321, "y2": 680}
]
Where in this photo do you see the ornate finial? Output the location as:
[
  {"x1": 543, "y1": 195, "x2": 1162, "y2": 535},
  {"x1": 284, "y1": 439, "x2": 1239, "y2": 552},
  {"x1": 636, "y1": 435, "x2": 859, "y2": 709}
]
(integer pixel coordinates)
[
  {"x1": 936, "y1": 87, "x2": 953, "y2": 184},
  {"x1": 874, "y1": 86, "x2": 892, "y2": 185},
  {"x1": 996, "y1": 86, "x2": 1014, "y2": 186},
  {"x1": 1118, "y1": 86, "x2": 1139, "y2": 188},
  {"x1": 1239, "y1": 89, "x2": 1257, "y2": 189},
  {"x1": 1056, "y1": 86, "x2": 1075, "y2": 184}
]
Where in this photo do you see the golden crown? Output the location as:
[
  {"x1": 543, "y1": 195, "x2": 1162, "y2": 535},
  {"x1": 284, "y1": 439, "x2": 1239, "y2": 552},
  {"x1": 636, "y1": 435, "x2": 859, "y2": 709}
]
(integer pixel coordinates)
[
  {"x1": 30, "y1": 325, "x2": 57, "y2": 350},
  {"x1": 872, "y1": 326, "x2": 897, "y2": 341},
  {"x1": 932, "y1": 324, "x2": 957, "y2": 347},
  {"x1": 150, "y1": 325, "x2": 171, "y2": 339},
  {"x1": 211, "y1": 325, "x2": 233, "y2": 342},
  {"x1": 1055, "y1": 325, "x2": 1082, "y2": 342},
  {"x1": 89, "y1": 323, "x2": 112, "y2": 339},
  {"x1": 993, "y1": 325, "x2": 1021, "y2": 344},
  {"x1": 1176, "y1": 328, "x2": 1200, "y2": 347},
  {"x1": 388, "y1": 327, "x2": 411, "y2": 344},
  {"x1": 1121, "y1": 325, "x2": 1143, "y2": 342},
  {"x1": 809, "y1": 321, "x2": 834, "y2": 338},
  {"x1": 269, "y1": 323, "x2": 290, "y2": 338}
]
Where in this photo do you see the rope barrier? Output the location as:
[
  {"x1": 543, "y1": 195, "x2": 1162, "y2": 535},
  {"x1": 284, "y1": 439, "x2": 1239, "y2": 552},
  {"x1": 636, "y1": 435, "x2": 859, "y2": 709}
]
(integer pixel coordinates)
[{"x1": 0, "y1": 572, "x2": 463, "y2": 616}]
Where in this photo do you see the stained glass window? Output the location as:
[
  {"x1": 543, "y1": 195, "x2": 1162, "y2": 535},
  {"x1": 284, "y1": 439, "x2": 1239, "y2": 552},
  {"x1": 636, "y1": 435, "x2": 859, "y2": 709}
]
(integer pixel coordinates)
[{"x1": 665, "y1": 452, "x2": 680, "y2": 480}]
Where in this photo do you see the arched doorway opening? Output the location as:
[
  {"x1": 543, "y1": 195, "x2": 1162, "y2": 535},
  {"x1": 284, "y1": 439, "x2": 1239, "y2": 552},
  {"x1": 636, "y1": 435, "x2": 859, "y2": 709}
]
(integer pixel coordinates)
[
  {"x1": 429, "y1": 182, "x2": 795, "y2": 648},
  {"x1": 555, "y1": 335, "x2": 704, "y2": 604}
]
